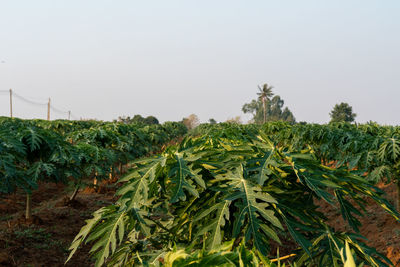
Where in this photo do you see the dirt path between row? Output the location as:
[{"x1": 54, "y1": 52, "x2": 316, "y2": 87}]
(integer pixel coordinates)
[
  {"x1": 1, "y1": 180, "x2": 399, "y2": 266},
  {"x1": 0, "y1": 181, "x2": 117, "y2": 266},
  {"x1": 317, "y1": 182, "x2": 400, "y2": 266}
]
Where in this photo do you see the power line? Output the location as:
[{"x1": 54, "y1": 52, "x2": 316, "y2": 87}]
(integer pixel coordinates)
[
  {"x1": 0, "y1": 89, "x2": 81, "y2": 120},
  {"x1": 50, "y1": 103, "x2": 79, "y2": 120},
  {"x1": 70, "y1": 113, "x2": 79, "y2": 120},
  {"x1": 50, "y1": 105, "x2": 68, "y2": 115},
  {"x1": 12, "y1": 91, "x2": 47, "y2": 106}
]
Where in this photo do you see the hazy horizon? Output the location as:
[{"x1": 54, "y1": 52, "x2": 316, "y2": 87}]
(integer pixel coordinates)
[{"x1": 1, "y1": 1, "x2": 399, "y2": 124}]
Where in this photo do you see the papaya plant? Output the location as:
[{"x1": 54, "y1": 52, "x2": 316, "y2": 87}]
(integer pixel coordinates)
[
  {"x1": 66, "y1": 143, "x2": 115, "y2": 201},
  {"x1": 368, "y1": 135, "x2": 400, "y2": 209},
  {"x1": 17, "y1": 125, "x2": 73, "y2": 220},
  {"x1": 67, "y1": 130, "x2": 399, "y2": 266},
  {"x1": 0, "y1": 128, "x2": 27, "y2": 193},
  {"x1": 0, "y1": 117, "x2": 188, "y2": 221}
]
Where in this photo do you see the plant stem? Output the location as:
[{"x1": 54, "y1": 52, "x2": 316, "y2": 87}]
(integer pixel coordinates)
[
  {"x1": 70, "y1": 186, "x2": 79, "y2": 201},
  {"x1": 270, "y1": 254, "x2": 297, "y2": 262},
  {"x1": 26, "y1": 193, "x2": 32, "y2": 220},
  {"x1": 109, "y1": 167, "x2": 113, "y2": 180},
  {"x1": 263, "y1": 98, "x2": 266, "y2": 124}
]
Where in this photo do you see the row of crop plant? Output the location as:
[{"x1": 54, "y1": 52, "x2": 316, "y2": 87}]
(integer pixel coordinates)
[
  {"x1": 192, "y1": 122, "x2": 400, "y2": 208},
  {"x1": 0, "y1": 117, "x2": 187, "y2": 220},
  {"x1": 67, "y1": 123, "x2": 399, "y2": 266}
]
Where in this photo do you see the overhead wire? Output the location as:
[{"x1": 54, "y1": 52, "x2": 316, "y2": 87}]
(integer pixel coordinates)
[
  {"x1": 0, "y1": 90, "x2": 81, "y2": 120},
  {"x1": 12, "y1": 91, "x2": 47, "y2": 106},
  {"x1": 70, "y1": 114, "x2": 80, "y2": 120},
  {"x1": 50, "y1": 105, "x2": 75, "y2": 120},
  {"x1": 49, "y1": 102, "x2": 80, "y2": 120},
  {"x1": 50, "y1": 105, "x2": 68, "y2": 115}
]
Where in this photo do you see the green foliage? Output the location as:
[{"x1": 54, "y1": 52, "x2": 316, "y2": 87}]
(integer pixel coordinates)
[
  {"x1": 0, "y1": 118, "x2": 187, "y2": 194},
  {"x1": 242, "y1": 99, "x2": 264, "y2": 123},
  {"x1": 67, "y1": 126, "x2": 399, "y2": 266},
  {"x1": 242, "y1": 85, "x2": 295, "y2": 124},
  {"x1": 116, "y1": 114, "x2": 160, "y2": 125},
  {"x1": 242, "y1": 95, "x2": 296, "y2": 124},
  {"x1": 330, "y1": 103, "x2": 357, "y2": 123},
  {"x1": 0, "y1": 117, "x2": 187, "y2": 220},
  {"x1": 208, "y1": 118, "x2": 217, "y2": 124},
  {"x1": 3, "y1": 117, "x2": 400, "y2": 266}
]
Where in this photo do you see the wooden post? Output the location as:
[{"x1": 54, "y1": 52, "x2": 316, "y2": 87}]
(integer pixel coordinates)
[
  {"x1": 47, "y1": 98, "x2": 51, "y2": 121},
  {"x1": 9, "y1": 89, "x2": 12, "y2": 118}
]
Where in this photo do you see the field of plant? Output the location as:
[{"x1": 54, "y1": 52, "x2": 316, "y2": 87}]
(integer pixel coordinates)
[
  {"x1": 0, "y1": 117, "x2": 187, "y2": 220},
  {"x1": 1, "y1": 120, "x2": 400, "y2": 266}
]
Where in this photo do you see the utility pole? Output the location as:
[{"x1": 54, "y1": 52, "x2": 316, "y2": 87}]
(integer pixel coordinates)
[
  {"x1": 68, "y1": 110, "x2": 71, "y2": 120},
  {"x1": 47, "y1": 98, "x2": 51, "y2": 121},
  {"x1": 9, "y1": 89, "x2": 12, "y2": 118}
]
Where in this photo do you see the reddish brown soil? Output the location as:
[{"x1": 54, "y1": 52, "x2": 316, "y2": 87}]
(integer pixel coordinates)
[
  {"x1": 0, "y1": 181, "x2": 118, "y2": 267},
  {"x1": 318, "y1": 182, "x2": 400, "y2": 266},
  {"x1": 0, "y1": 141, "x2": 184, "y2": 267},
  {"x1": 0, "y1": 178, "x2": 399, "y2": 266}
]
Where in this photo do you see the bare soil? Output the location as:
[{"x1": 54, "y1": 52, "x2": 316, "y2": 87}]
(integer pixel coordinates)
[
  {"x1": 0, "y1": 179, "x2": 399, "y2": 266},
  {"x1": 0, "y1": 181, "x2": 118, "y2": 267},
  {"x1": 0, "y1": 139, "x2": 184, "y2": 267},
  {"x1": 317, "y1": 182, "x2": 400, "y2": 266}
]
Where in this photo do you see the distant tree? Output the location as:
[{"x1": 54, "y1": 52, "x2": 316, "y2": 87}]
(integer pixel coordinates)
[
  {"x1": 116, "y1": 114, "x2": 159, "y2": 125},
  {"x1": 226, "y1": 116, "x2": 242, "y2": 124},
  {"x1": 242, "y1": 84, "x2": 295, "y2": 124},
  {"x1": 116, "y1": 116, "x2": 132, "y2": 124},
  {"x1": 281, "y1": 107, "x2": 296, "y2": 123},
  {"x1": 130, "y1": 115, "x2": 144, "y2": 123},
  {"x1": 257, "y1": 84, "x2": 274, "y2": 123},
  {"x1": 143, "y1": 116, "x2": 159, "y2": 125},
  {"x1": 242, "y1": 100, "x2": 263, "y2": 123},
  {"x1": 329, "y1": 102, "x2": 356, "y2": 123},
  {"x1": 208, "y1": 118, "x2": 217, "y2": 124},
  {"x1": 182, "y1": 114, "x2": 200, "y2": 130}
]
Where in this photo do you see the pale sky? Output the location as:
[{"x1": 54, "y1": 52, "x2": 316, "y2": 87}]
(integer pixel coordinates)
[{"x1": 0, "y1": 1, "x2": 399, "y2": 124}]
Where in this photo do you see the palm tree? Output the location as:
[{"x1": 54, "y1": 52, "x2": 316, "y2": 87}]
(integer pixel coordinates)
[{"x1": 257, "y1": 83, "x2": 274, "y2": 123}]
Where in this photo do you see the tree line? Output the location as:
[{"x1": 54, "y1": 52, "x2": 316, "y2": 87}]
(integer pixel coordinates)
[
  {"x1": 243, "y1": 83, "x2": 357, "y2": 124},
  {"x1": 115, "y1": 83, "x2": 358, "y2": 127}
]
